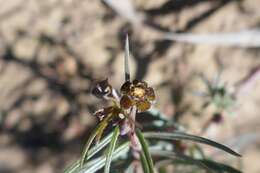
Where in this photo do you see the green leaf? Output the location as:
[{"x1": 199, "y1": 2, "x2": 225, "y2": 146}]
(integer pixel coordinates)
[
  {"x1": 64, "y1": 132, "x2": 114, "y2": 173},
  {"x1": 80, "y1": 142, "x2": 130, "y2": 173},
  {"x1": 140, "y1": 151, "x2": 150, "y2": 173},
  {"x1": 96, "y1": 120, "x2": 109, "y2": 143},
  {"x1": 80, "y1": 123, "x2": 103, "y2": 167},
  {"x1": 89, "y1": 132, "x2": 113, "y2": 158},
  {"x1": 150, "y1": 149, "x2": 213, "y2": 172},
  {"x1": 199, "y1": 159, "x2": 242, "y2": 173},
  {"x1": 153, "y1": 154, "x2": 242, "y2": 173},
  {"x1": 144, "y1": 132, "x2": 241, "y2": 157},
  {"x1": 136, "y1": 129, "x2": 155, "y2": 173},
  {"x1": 104, "y1": 126, "x2": 120, "y2": 173},
  {"x1": 80, "y1": 112, "x2": 117, "y2": 167},
  {"x1": 64, "y1": 160, "x2": 80, "y2": 173}
]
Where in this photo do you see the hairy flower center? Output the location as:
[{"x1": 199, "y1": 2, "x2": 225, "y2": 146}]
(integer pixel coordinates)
[{"x1": 132, "y1": 87, "x2": 146, "y2": 98}]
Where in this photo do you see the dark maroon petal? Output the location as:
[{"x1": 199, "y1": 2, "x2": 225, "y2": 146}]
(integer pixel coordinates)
[
  {"x1": 146, "y1": 87, "x2": 156, "y2": 101},
  {"x1": 132, "y1": 79, "x2": 139, "y2": 85},
  {"x1": 120, "y1": 81, "x2": 132, "y2": 95},
  {"x1": 120, "y1": 95, "x2": 133, "y2": 109}
]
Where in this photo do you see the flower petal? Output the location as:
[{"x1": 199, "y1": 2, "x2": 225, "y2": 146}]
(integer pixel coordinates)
[
  {"x1": 136, "y1": 99, "x2": 151, "y2": 112},
  {"x1": 120, "y1": 81, "x2": 132, "y2": 95},
  {"x1": 146, "y1": 87, "x2": 156, "y2": 101},
  {"x1": 120, "y1": 95, "x2": 133, "y2": 109},
  {"x1": 132, "y1": 79, "x2": 139, "y2": 85}
]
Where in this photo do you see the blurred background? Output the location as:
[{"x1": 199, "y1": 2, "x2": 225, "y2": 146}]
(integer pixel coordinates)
[{"x1": 0, "y1": 0, "x2": 260, "y2": 172}]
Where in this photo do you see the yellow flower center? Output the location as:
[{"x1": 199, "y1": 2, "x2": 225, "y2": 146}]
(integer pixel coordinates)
[{"x1": 132, "y1": 87, "x2": 146, "y2": 98}]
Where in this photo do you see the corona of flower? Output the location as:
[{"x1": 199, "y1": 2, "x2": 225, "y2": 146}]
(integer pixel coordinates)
[{"x1": 120, "y1": 79, "x2": 155, "y2": 112}]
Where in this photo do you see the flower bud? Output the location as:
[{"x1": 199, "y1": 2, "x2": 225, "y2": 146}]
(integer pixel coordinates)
[{"x1": 92, "y1": 79, "x2": 112, "y2": 99}]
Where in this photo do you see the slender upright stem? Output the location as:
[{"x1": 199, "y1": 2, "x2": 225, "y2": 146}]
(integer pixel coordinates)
[{"x1": 124, "y1": 35, "x2": 142, "y2": 158}]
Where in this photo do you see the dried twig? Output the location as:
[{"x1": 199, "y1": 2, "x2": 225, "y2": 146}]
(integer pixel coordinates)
[{"x1": 162, "y1": 29, "x2": 260, "y2": 48}]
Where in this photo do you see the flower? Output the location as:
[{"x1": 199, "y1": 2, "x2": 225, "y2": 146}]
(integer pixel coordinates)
[
  {"x1": 91, "y1": 78, "x2": 156, "y2": 138},
  {"x1": 91, "y1": 79, "x2": 156, "y2": 122},
  {"x1": 120, "y1": 79, "x2": 155, "y2": 112}
]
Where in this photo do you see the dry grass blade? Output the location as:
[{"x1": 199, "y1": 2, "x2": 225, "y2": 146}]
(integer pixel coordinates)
[{"x1": 103, "y1": 0, "x2": 260, "y2": 48}]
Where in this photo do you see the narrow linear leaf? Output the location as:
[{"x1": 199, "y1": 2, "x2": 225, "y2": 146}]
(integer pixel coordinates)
[
  {"x1": 89, "y1": 132, "x2": 113, "y2": 158},
  {"x1": 144, "y1": 132, "x2": 241, "y2": 157},
  {"x1": 80, "y1": 123, "x2": 103, "y2": 167},
  {"x1": 136, "y1": 129, "x2": 155, "y2": 173},
  {"x1": 64, "y1": 160, "x2": 80, "y2": 173},
  {"x1": 200, "y1": 159, "x2": 242, "y2": 173},
  {"x1": 153, "y1": 156, "x2": 242, "y2": 173},
  {"x1": 82, "y1": 156, "x2": 104, "y2": 170},
  {"x1": 80, "y1": 157, "x2": 104, "y2": 173},
  {"x1": 64, "y1": 132, "x2": 114, "y2": 173},
  {"x1": 104, "y1": 127, "x2": 120, "y2": 173},
  {"x1": 140, "y1": 151, "x2": 150, "y2": 173},
  {"x1": 96, "y1": 121, "x2": 109, "y2": 142},
  {"x1": 81, "y1": 112, "x2": 117, "y2": 167},
  {"x1": 80, "y1": 142, "x2": 130, "y2": 173},
  {"x1": 124, "y1": 34, "x2": 130, "y2": 81},
  {"x1": 96, "y1": 113, "x2": 116, "y2": 143},
  {"x1": 150, "y1": 149, "x2": 213, "y2": 173}
]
